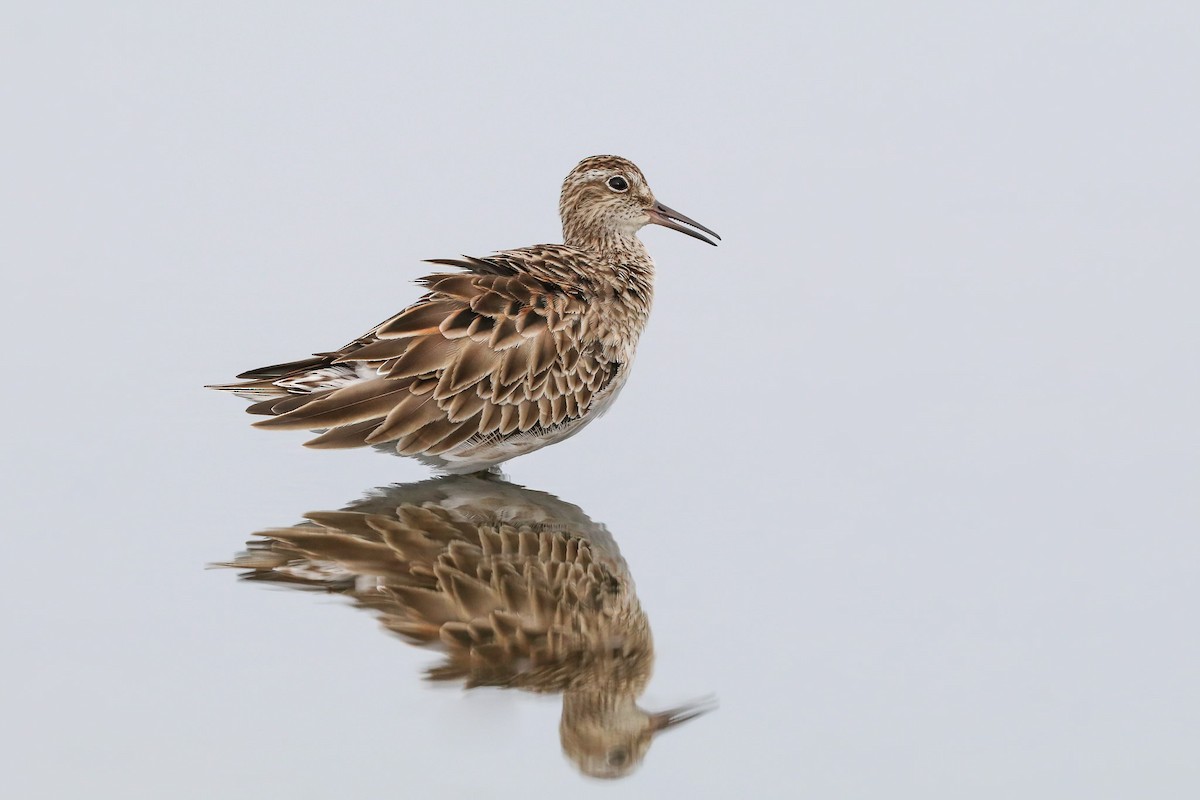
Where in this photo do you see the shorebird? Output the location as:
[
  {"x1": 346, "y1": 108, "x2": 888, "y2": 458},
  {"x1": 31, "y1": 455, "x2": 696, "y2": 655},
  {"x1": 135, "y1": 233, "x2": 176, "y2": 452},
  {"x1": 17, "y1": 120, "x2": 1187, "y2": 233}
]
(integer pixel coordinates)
[
  {"x1": 209, "y1": 155, "x2": 718, "y2": 472},
  {"x1": 223, "y1": 475, "x2": 713, "y2": 779}
]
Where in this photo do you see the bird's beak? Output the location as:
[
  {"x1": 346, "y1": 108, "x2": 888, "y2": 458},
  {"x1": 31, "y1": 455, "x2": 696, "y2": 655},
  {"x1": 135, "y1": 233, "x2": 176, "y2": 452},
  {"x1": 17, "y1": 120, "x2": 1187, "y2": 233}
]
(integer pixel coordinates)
[
  {"x1": 646, "y1": 201, "x2": 721, "y2": 246},
  {"x1": 649, "y1": 696, "x2": 718, "y2": 732}
]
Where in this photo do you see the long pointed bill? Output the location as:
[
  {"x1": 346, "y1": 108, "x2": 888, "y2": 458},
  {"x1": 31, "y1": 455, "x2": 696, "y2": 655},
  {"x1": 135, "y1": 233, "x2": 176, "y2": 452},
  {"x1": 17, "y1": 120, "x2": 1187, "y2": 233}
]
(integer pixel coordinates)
[
  {"x1": 646, "y1": 201, "x2": 721, "y2": 246},
  {"x1": 649, "y1": 696, "x2": 719, "y2": 733}
]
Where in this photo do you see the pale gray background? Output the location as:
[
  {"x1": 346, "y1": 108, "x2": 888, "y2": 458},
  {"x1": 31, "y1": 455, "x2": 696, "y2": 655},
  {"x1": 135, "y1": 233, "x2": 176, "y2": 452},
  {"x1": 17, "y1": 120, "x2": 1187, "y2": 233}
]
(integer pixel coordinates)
[{"x1": 2, "y1": 2, "x2": 1197, "y2": 798}]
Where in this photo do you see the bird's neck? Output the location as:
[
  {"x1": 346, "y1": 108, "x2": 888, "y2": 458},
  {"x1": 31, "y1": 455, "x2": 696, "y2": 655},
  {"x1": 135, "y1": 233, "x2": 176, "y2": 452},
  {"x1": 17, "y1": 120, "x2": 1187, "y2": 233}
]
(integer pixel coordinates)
[
  {"x1": 563, "y1": 225, "x2": 650, "y2": 261},
  {"x1": 562, "y1": 689, "x2": 644, "y2": 722}
]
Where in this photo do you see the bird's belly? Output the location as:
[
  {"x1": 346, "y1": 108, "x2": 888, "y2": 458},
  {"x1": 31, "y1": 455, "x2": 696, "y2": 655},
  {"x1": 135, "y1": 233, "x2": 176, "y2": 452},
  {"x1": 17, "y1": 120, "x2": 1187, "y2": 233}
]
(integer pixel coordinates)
[{"x1": 430, "y1": 371, "x2": 630, "y2": 473}]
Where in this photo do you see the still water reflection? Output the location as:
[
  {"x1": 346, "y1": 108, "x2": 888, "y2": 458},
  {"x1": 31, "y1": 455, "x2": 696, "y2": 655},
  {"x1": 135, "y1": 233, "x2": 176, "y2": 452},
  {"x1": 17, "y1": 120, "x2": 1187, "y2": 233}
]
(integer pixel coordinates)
[{"x1": 221, "y1": 474, "x2": 713, "y2": 779}]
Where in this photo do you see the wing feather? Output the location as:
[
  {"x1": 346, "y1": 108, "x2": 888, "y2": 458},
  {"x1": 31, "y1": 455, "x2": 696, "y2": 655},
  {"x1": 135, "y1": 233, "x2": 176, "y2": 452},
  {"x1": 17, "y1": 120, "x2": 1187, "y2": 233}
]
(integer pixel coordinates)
[
  {"x1": 222, "y1": 245, "x2": 624, "y2": 459},
  {"x1": 253, "y1": 380, "x2": 412, "y2": 430},
  {"x1": 367, "y1": 392, "x2": 444, "y2": 443}
]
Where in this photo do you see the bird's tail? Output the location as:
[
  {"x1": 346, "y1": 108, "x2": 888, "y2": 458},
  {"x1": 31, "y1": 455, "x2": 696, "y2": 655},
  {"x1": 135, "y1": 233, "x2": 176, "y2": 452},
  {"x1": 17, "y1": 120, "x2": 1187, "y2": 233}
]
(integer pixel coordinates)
[{"x1": 206, "y1": 354, "x2": 354, "y2": 410}]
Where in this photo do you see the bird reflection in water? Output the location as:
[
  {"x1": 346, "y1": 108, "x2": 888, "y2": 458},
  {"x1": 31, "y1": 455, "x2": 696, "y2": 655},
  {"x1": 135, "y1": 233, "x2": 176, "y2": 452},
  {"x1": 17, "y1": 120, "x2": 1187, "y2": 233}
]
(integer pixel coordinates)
[{"x1": 222, "y1": 474, "x2": 713, "y2": 779}]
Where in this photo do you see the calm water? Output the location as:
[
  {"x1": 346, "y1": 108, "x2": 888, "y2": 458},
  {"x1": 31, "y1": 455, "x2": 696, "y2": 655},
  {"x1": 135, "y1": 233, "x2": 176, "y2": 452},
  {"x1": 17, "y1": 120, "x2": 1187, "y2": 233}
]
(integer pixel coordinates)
[
  {"x1": 5, "y1": 4, "x2": 1198, "y2": 798},
  {"x1": 219, "y1": 474, "x2": 716, "y2": 781}
]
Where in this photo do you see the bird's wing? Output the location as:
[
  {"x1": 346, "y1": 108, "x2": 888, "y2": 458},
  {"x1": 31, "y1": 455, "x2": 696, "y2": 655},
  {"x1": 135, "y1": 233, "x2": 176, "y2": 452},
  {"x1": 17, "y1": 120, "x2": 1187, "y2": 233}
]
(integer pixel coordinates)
[{"x1": 251, "y1": 251, "x2": 620, "y2": 454}]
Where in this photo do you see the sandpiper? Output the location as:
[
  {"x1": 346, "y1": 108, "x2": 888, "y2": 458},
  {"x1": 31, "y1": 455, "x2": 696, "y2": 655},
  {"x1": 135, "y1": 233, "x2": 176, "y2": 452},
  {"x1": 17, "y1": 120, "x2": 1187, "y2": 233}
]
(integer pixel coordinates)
[
  {"x1": 224, "y1": 475, "x2": 713, "y2": 779},
  {"x1": 209, "y1": 156, "x2": 719, "y2": 472}
]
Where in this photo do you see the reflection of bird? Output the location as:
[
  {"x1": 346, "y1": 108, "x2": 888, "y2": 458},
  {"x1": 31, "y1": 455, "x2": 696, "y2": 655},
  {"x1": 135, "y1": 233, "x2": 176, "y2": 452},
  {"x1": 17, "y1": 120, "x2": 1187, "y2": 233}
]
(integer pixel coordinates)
[
  {"x1": 223, "y1": 475, "x2": 712, "y2": 779},
  {"x1": 209, "y1": 156, "x2": 718, "y2": 473}
]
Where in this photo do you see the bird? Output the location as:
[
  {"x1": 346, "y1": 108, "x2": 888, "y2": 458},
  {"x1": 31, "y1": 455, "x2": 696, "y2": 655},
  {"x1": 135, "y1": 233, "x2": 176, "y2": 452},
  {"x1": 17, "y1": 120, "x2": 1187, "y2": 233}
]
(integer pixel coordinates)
[
  {"x1": 222, "y1": 474, "x2": 714, "y2": 779},
  {"x1": 208, "y1": 155, "x2": 719, "y2": 473}
]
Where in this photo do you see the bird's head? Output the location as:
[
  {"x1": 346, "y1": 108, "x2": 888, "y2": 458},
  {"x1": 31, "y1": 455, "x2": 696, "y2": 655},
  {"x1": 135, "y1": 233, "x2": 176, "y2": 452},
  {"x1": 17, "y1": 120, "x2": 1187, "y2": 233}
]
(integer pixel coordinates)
[
  {"x1": 559, "y1": 690, "x2": 716, "y2": 780},
  {"x1": 559, "y1": 155, "x2": 719, "y2": 251}
]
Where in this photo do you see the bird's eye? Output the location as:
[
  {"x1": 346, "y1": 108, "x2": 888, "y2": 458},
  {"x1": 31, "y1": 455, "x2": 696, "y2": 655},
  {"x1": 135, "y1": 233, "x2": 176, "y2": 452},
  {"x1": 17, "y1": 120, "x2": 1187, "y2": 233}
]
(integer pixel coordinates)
[
  {"x1": 607, "y1": 747, "x2": 629, "y2": 767},
  {"x1": 607, "y1": 176, "x2": 629, "y2": 192}
]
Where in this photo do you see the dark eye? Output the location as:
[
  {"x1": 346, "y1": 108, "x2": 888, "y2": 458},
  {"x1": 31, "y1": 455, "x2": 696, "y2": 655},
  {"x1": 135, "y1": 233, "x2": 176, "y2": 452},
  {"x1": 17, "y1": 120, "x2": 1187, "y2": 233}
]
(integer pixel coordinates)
[
  {"x1": 607, "y1": 747, "x2": 629, "y2": 767},
  {"x1": 607, "y1": 176, "x2": 629, "y2": 192}
]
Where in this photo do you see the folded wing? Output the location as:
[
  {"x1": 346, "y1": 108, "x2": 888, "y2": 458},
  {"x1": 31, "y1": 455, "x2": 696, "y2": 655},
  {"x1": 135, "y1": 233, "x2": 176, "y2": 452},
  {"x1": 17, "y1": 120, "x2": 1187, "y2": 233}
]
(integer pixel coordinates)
[{"x1": 246, "y1": 254, "x2": 619, "y2": 456}]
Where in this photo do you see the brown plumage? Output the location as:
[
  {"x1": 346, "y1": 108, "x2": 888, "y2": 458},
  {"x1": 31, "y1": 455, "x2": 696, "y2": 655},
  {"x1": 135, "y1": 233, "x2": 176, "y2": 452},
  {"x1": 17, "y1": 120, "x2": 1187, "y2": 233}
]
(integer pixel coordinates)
[
  {"x1": 208, "y1": 156, "x2": 719, "y2": 472},
  {"x1": 221, "y1": 475, "x2": 713, "y2": 779}
]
